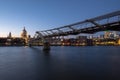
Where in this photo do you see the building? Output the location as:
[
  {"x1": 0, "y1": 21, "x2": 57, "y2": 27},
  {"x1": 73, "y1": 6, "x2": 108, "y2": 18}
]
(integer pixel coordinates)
[
  {"x1": 21, "y1": 27, "x2": 28, "y2": 44},
  {"x1": 21, "y1": 27, "x2": 27, "y2": 39},
  {"x1": 0, "y1": 27, "x2": 28, "y2": 46},
  {"x1": 104, "y1": 31, "x2": 119, "y2": 39},
  {"x1": 7, "y1": 32, "x2": 12, "y2": 38},
  {"x1": 104, "y1": 31, "x2": 111, "y2": 39},
  {"x1": 76, "y1": 36, "x2": 87, "y2": 46},
  {"x1": 118, "y1": 38, "x2": 120, "y2": 45}
]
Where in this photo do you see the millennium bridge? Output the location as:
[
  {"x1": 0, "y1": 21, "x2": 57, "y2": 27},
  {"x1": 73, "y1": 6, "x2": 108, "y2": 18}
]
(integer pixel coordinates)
[{"x1": 30, "y1": 10, "x2": 120, "y2": 50}]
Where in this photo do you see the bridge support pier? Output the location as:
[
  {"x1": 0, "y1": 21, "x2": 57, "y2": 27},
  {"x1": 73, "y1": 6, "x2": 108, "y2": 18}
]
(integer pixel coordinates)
[
  {"x1": 28, "y1": 43, "x2": 32, "y2": 47},
  {"x1": 43, "y1": 42, "x2": 50, "y2": 51}
]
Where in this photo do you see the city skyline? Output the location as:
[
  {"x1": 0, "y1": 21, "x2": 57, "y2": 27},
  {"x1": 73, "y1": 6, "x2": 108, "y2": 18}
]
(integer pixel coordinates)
[{"x1": 0, "y1": 0, "x2": 120, "y2": 37}]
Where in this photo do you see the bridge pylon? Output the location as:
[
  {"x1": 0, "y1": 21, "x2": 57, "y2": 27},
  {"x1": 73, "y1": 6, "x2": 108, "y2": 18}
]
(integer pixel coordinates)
[
  {"x1": 43, "y1": 41, "x2": 50, "y2": 51},
  {"x1": 34, "y1": 31, "x2": 51, "y2": 51}
]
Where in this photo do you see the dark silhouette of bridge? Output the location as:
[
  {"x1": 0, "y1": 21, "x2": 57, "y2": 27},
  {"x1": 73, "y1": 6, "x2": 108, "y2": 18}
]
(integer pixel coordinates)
[
  {"x1": 34, "y1": 10, "x2": 120, "y2": 39},
  {"x1": 28, "y1": 10, "x2": 120, "y2": 49},
  {"x1": 27, "y1": 10, "x2": 120, "y2": 48}
]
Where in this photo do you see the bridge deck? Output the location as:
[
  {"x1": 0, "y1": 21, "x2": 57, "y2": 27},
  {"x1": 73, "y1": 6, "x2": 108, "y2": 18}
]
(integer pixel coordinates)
[{"x1": 34, "y1": 10, "x2": 120, "y2": 39}]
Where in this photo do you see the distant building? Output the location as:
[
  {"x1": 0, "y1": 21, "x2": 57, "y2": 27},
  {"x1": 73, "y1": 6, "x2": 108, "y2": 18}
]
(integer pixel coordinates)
[
  {"x1": 7, "y1": 32, "x2": 12, "y2": 38},
  {"x1": 99, "y1": 34, "x2": 104, "y2": 39},
  {"x1": 104, "y1": 31, "x2": 119, "y2": 39},
  {"x1": 104, "y1": 31, "x2": 111, "y2": 39},
  {"x1": 0, "y1": 27, "x2": 29, "y2": 46},
  {"x1": 112, "y1": 31, "x2": 119, "y2": 39},
  {"x1": 21, "y1": 27, "x2": 27, "y2": 39},
  {"x1": 0, "y1": 37, "x2": 25, "y2": 46},
  {"x1": 76, "y1": 36, "x2": 87, "y2": 39},
  {"x1": 21, "y1": 27, "x2": 28, "y2": 44},
  {"x1": 76, "y1": 36, "x2": 87, "y2": 46},
  {"x1": 118, "y1": 39, "x2": 120, "y2": 45}
]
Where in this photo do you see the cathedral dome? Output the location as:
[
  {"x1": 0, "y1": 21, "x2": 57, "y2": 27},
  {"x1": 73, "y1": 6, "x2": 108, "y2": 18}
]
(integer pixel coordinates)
[{"x1": 21, "y1": 27, "x2": 27, "y2": 39}]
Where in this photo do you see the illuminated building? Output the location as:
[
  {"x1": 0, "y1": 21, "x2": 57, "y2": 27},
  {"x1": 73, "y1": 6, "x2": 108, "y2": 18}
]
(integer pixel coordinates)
[
  {"x1": 21, "y1": 27, "x2": 27, "y2": 39},
  {"x1": 118, "y1": 39, "x2": 120, "y2": 45},
  {"x1": 104, "y1": 31, "x2": 119, "y2": 39},
  {"x1": 21, "y1": 27, "x2": 28, "y2": 44},
  {"x1": 76, "y1": 36, "x2": 87, "y2": 46},
  {"x1": 104, "y1": 31, "x2": 111, "y2": 39},
  {"x1": 0, "y1": 27, "x2": 28, "y2": 46}
]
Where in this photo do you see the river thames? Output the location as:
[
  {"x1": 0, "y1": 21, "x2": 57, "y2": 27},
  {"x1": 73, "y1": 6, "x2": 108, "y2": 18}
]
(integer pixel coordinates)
[{"x1": 0, "y1": 46, "x2": 120, "y2": 80}]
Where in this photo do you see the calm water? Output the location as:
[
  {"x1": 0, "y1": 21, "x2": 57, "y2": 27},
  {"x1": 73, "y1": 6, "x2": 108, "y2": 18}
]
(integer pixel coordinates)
[{"x1": 0, "y1": 46, "x2": 120, "y2": 80}]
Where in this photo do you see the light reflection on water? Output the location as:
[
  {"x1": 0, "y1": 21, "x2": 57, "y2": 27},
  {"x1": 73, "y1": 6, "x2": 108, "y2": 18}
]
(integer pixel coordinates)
[{"x1": 0, "y1": 46, "x2": 120, "y2": 80}]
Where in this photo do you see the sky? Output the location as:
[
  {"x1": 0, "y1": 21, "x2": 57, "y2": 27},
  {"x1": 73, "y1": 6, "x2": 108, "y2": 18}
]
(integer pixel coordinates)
[{"x1": 0, "y1": 0, "x2": 120, "y2": 37}]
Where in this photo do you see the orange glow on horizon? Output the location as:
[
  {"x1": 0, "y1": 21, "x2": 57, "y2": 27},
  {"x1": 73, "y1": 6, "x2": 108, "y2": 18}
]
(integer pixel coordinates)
[{"x1": 0, "y1": 33, "x2": 20, "y2": 37}]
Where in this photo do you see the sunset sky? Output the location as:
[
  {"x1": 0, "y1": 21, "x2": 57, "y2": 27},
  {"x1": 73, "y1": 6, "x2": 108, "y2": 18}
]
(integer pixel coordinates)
[{"x1": 0, "y1": 0, "x2": 120, "y2": 37}]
